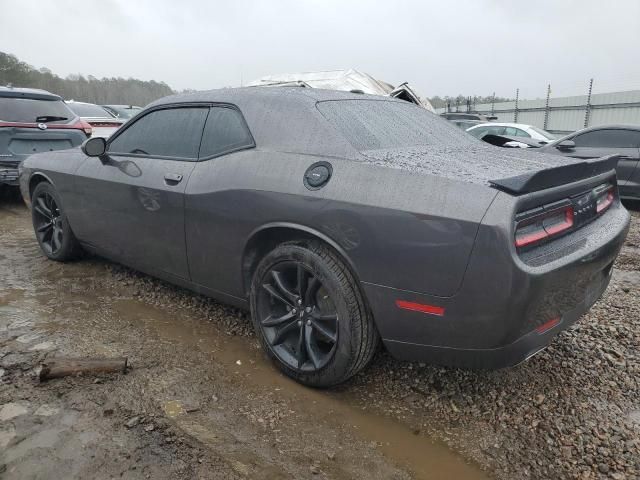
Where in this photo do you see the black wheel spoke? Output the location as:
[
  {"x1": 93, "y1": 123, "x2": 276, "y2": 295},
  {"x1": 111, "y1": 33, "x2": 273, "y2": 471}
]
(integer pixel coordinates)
[
  {"x1": 37, "y1": 221, "x2": 53, "y2": 233},
  {"x1": 305, "y1": 325, "x2": 323, "y2": 369},
  {"x1": 271, "y1": 318, "x2": 300, "y2": 346},
  {"x1": 262, "y1": 310, "x2": 295, "y2": 327},
  {"x1": 296, "y1": 325, "x2": 308, "y2": 368},
  {"x1": 310, "y1": 319, "x2": 337, "y2": 343},
  {"x1": 263, "y1": 283, "x2": 294, "y2": 307},
  {"x1": 311, "y1": 312, "x2": 338, "y2": 322},
  {"x1": 296, "y1": 264, "x2": 307, "y2": 298},
  {"x1": 36, "y1": 196, "x2": 52, "y2": 217},
  {"x1": 304, "y1": 277, "x2": 320, "y2": 305},
  {"x1": 271, "y1": 270, "x2": 298, "y2": 303},
  {"x1": 52, "y1": 228, "x2": 62, "y2": 250},
  {"x1": 42, "y1": 225, "x2": 53, "y2": 244}
]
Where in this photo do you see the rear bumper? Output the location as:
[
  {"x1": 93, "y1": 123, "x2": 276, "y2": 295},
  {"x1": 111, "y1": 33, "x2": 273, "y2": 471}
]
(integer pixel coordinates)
[
  {"x1": 380, "y1": 263, "x2": 612, "y2": 369},
  {"x1": 364, "y1": 202, "x2": 629, "y2": 369}
]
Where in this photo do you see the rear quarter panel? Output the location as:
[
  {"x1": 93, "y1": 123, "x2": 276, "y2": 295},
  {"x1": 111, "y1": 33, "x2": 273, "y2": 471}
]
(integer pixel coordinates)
[{"x1": 184, "y1": 149, "x2": 498, "y2": 299}]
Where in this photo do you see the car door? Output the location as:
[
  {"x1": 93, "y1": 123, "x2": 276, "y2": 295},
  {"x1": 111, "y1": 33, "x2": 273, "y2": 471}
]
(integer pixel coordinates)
[
  {"x1": 72, "y1": 105, "x2": 209, "y2": 280},
  {"x1": 184, "y1": 105, "x2": 256, "y2": 295},
  {"x1": 556, "y1": 128, "x2": 640, "y2": 185}
]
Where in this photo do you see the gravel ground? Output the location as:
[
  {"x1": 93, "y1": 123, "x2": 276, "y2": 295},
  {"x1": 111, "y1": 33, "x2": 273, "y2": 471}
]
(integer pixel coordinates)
[{"x1": 1, "y1": 192, "x2": 639, "y2": 479}]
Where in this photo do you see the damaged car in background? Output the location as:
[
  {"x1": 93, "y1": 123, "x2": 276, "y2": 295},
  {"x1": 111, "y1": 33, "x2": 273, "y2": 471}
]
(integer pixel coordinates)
[
  {"x1": 248, "y1": 69, "x2": 434, "y2": 111},
  {"x1": 19, "y1": 87, "x2": 629, "y2": 387}
]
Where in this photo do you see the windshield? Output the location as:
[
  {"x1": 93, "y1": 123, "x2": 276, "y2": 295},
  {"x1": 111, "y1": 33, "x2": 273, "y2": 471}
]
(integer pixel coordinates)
[
  {"x1": 67, "y1": 102, "x2": 114, "y2": 118},
  {"x1": 529, "y1": 126, "x2": 555, "y2": 140},
  {"x1": 0, "y1": 97, "x2": 75, "y2": 124},
  {"x1": 317, "y1": 100, "x2": 478, "y2": 151}
]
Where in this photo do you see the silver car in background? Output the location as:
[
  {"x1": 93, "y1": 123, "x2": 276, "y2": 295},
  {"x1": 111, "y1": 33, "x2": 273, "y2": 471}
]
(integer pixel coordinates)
[
  {"x1": 65, "y1": 101, "x2": 125, "y2": 138},
  {"x1": 102, "y1": 104, "x2": 143, "y2": 120}
]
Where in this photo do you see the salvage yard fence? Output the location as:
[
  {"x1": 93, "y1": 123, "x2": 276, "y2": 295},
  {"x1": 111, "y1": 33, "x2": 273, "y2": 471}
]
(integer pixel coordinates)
[{"x1": 437, "y1": 84, "x2": 640, "y2": 137}]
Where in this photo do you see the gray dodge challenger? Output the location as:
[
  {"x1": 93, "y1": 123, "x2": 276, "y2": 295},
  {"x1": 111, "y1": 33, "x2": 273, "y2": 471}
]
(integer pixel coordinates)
[{"x1": 19, "y1": 87, "x2": 630, "y2": 387}]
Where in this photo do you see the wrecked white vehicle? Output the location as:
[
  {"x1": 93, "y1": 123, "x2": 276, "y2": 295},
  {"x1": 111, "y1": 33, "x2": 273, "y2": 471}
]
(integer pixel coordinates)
[{"x1": 248, "y1": 69, "x2": 434, "y2": 112}]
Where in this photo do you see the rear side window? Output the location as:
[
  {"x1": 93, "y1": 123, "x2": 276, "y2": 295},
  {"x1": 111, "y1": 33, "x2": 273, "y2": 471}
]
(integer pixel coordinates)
[
  {"x1": 0, "y1": 97, "x2": 75, "y2": 124},
  {"x1": 318, "y1": 100, "x2": 475, "y2": 151},
  {"x1": 504, "y1": 127, "x2": 530, "y2": 138},
  {"x1": 198, "y1": 106, "x2": 254, "y2": 159},
  {"x1": 573, "y1": 129, "x2": 640, "y2": 148},
  {"x1": 468, "y1": 126, "x2": 505, "y2": 138},
  {"x1": 108, "y1": 107, "x2": 208, "y2": 159}
]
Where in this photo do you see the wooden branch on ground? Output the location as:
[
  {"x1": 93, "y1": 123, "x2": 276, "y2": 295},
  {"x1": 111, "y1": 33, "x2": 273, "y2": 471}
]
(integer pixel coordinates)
[{"x1": 38, "y1": 357, "x2": 128, "y2": 381}]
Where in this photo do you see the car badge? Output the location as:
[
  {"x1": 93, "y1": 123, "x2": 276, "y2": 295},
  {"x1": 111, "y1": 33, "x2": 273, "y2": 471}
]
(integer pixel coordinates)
[{"x1": 37, "y1": 123, "x2": 47, "y2": 130}]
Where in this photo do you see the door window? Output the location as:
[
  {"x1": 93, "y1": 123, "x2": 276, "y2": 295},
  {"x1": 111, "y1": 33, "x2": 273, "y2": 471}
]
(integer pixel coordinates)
[
  {"x1": 108, "y1": 107, "x2": 208, "y2": 159},
  {"x1": 198, "y1": 106, "x2": 254, "y2": 159},
  {"x1": 573, "y1": 129, "x2": 640, "y2": 148},
  {"x1": 504, "y1": 127, "x2": 530, "y2": 137}
]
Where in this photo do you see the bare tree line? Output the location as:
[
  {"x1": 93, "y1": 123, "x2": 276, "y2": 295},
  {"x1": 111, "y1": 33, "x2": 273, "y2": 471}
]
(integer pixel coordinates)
[{"x1": 0, "y1": 52, "x2": 174, "y2": 106}]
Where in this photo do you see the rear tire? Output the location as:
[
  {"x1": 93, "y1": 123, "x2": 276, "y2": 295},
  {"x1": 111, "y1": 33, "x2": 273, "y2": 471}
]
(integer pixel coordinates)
[
  {"x1": 31, "y1": 182, "x2": 82, "y2": 262},
  {"x1": 250, "y1": 241, "x2": 379, "y2": 387}
]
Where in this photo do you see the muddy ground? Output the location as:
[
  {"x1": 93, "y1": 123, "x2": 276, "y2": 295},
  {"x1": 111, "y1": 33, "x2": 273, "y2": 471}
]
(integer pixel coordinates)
[{"x1": 1, "y1": 190, "x2": 639, "y2": 480}]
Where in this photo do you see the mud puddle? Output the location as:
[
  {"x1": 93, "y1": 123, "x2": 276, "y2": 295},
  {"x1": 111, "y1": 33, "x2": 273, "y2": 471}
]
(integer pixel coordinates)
[{"x1": 38, "y1": 294, "x2": 488, "y2": 479}]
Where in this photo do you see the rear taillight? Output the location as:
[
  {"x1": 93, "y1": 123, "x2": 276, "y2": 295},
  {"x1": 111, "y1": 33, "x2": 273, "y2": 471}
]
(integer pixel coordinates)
[
  {"x1": 595, "y1": 186, "x2": 614, "y2": 213},
  {"x1": 515, "y1": 205, "x2": 574, "y2": 248}
]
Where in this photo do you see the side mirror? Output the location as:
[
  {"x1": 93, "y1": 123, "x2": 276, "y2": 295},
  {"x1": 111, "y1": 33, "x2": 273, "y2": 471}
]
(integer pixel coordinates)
[
  {"x1": 556, "y1": 140, "x2": 575, "y2": 151},
  {"x1": 81, "y1": 137, "x2": 107, "y2": 157}
]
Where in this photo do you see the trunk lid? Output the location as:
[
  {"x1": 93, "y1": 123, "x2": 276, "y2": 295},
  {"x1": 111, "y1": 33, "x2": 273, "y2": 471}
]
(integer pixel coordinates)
[{"x1": 359, "y1": 143, "x2": 618, "y2": 195}]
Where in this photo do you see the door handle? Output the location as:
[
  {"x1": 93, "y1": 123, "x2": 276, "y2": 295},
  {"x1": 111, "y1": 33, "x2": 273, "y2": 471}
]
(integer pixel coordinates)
[{"x1": 164, "y1": 173, "x2": 183, "y2": 185}]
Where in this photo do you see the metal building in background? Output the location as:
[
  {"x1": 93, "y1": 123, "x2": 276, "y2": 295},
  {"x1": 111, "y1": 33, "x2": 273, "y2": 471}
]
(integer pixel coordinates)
[{"x1": 438, "y1": 89, "x2": 640, "y2": 136}]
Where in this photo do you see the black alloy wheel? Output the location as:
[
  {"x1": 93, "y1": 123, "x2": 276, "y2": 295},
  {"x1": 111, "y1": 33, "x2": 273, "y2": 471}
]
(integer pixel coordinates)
[
  {"x1": 250, "y1": 242, "x2": 379, "y2": 387},
  {"x1": 31, "y1": 182, "x2": 81, "y2": 262},
  {"x1": 33, "y1": 190, "x2": 63, "y2": 255},
  {"x1": 256, "y1": 261, "x2": 339, "y2": 372}
]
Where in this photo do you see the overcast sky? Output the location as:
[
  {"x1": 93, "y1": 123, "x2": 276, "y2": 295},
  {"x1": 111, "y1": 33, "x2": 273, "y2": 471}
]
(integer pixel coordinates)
[{"x1": 1, "y1": 0, "x2": 639, "y2": 99}]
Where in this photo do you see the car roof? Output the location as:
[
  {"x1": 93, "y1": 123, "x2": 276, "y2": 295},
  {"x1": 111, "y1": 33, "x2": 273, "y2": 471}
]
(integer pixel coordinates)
[
  {"x1": 103, "y1": 104, "x2": 141, "y2": 108},
  {"x1": 468, "y1": 122, "x2": 534, "y2": 129},
  {"x1": 547, "y1": 123, "x2": 640, "y2": 145},
  {"x1": 146, "y1": 87, "x2": 411, "y2": 158},
  {"x1": 149, "y1": 86, "x2": 401, "y2": 108},
  {"x1": 0, "y1": 86, "x2": 61, "y2": 101},
  {"x1": 573, "y1": 124, "x2": 640, "y2": 133},
  {"x1": 66, "y1": 100, "x2": 98, "y2": 106}
]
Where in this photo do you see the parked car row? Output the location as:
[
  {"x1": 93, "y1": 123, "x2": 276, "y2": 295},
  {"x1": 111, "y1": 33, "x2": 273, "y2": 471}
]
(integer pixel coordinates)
[
  {"x1": 0, "y1": 87, "x2": 91, "y2": 188},
  {"x1": 0, "y1": 86, "x2": 142, "y2": 189},
  {"x1": 66, "y1": 101, "x2": 126, "y2": 138},
  {"x1": 17, "y1": 87, "x2": 631, "y2": 387},
  {"x1": 457, "y1": 118, "x2": 640, "y2": 200}
]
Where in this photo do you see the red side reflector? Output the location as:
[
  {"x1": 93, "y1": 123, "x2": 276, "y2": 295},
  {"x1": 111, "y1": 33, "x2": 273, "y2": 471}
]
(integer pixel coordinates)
[
  {"x1": 535, "y1": 317, "x2": 560, "y2": 334},
  {"x1": 396, "y1": 300, "x2": 445, "y2": 316}
]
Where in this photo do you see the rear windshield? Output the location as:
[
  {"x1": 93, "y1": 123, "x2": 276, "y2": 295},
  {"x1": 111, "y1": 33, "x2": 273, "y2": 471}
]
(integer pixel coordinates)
[
  {"x1": 0, "y1": 97, "x2": 75, "y2": 124},
  {"x1": 67, "y1": 102, "x2": 114, "y2": 118},
  {"x1": 317, "y1": 100, "x2": 476, "y2": 151},
  {"x1": 530, "y1": 126, "x2": 555, "y2": 140},
  {"x1": 104, "y1": 106, "x2": 142, "y2": 119}
]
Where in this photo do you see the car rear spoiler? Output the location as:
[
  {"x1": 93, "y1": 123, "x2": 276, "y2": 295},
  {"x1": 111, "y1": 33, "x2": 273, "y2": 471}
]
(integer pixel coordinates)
[
  {"x1": 481, "y1": 134, "x2": 546, "y2": 149},
  {"x1": 489, "y1": 154, "x2": 620, "y2": 195}
]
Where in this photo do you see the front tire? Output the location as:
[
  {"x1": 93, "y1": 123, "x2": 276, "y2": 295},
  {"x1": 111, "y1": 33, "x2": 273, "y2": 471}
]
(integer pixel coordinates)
[
  {"x1": 31, "y1": 182, "x2": 82, "y2": 262},
  {"x1": 250, "y1": 242, "x2": 378, "y2": 387}
]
